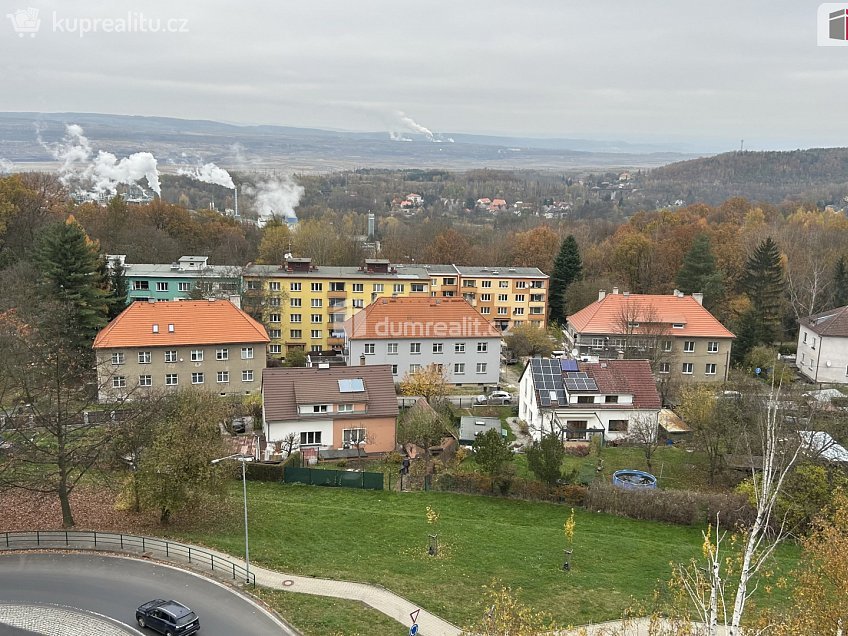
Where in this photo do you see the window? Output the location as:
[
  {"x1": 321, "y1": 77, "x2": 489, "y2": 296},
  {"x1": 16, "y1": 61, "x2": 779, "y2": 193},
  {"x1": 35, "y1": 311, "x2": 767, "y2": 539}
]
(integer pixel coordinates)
[
  {"x1": 530, "y1": 307, "x2": 544, "y2": 314},
  {"x1": 566, "y1": 421, "x2": 588, "y2": 440},
  {"x1": 310, "y1": 330, "x2": 322, "y2": 339},
  {"x1": 165, "y1": 350, "x2": 177, "y2": 363},
  {"x1": 286, "y1": 299, "x2": 300, "y2": 310},
  {"x1": 353, "y1": 299, "x2": 364, "y2": 308},
  {"x1": 269, "y1": 281, "x2": 281, "y2": 291},
  {"x1": 191, "y1": 350, "x2": 203, "y2": 362},
  {"x1": 481, "y1": 307, "x2": 491, "y2": 314},
  {"x1": 178, "y1": 282, "x2": 191, "y2": 292},
  {"x1": 662, "y1": 340, "x2": 673, "y2": 352},
  {"x1": 707, "y1": 341, "x2": 719, "y2": 353},
  {"x1": 497, "y1": 307, "x2": 508, "y2": 315},
  {"x1": 269, "y1": 297, "x2": 280, "y2": 307},
  {"x1": 476, "y1": 362, "x2": 487, "y2": 374},
  {"x1": 246, "y1": 280, "x2": 260, "y2": 291},
  {"x1": 514, "y1": 294, "x2": 525, "y2": 302},
  {"x1": 269, "y1": 344, "x2": 281, "y2": 354},
  {"x1": 133, "y1": 280, "x2": 149, "y2": 290},
  {"x1": 156, "y1": 282, "x2": 168, "y2": 291},
  {"x1": 133, "y1": 351, "x2": 150, "y2": 365},
  {"x1": 192, "y1": 372, "x2": 204, "y2": 384},
  {"x1": 242, "y1": 370, "x2": 254, "y2": 382},
  {"x1": 393, "y1": 284, "x2": 404, "y2": 294},
  {"x1": 311, "y1": 298, "x2": 323, "y2": 308},
  {"x1": 364, "y1": 343, "x2": 375, "y2": 355},
  {"x1": 659, "y1": 362, "x2": 670, "y2": 374},
  {"x1": 269, "y1": 313, "x2": 281, "y2": 322},
  {"x1": 387, "y1": 343, "x2": 398, "y2": 355},
  {"x1": 592, "y1": 338, "x2": 604, "y2": 349},
  {"x1": 577, "y1": 395, "x2": 594, "y2": 404},
  {"x1": 811, "y1": 337, "x2": 817, "y2": 350},
  {"x1": 442, "y1": 278, "x2": 456, "y2": 286},
  {"x1": 612, "y1": 338, "x2": 626, "y2": 349},
  {"x1": 373, "y1": 283, "x2": 384, "y2": 293},
  {"x1": 216, "y1": 348, "x2": 229, "y2": 360},
  {"x1": 497, "y1": 294, "x2": 508, "y2": 302},
  {"x1": 682, "y1": 362, "x2": 694, "y2": 374},
  {"x1": 411, "y1": 283, "x2": 425, "y2": 292},
  {"x1": 138, "y1": 375, "x2": 152, "y2": 387},
  {"x1": 605, "y1": 395, "x2": 619, "y2": 403},
  {"x1": 477, "y1": 342, "x2": 488, "y2": 353},
  {"x1": 217, "y1": 371, "x2": 229, "y2": 383},
  {"x1": 391, "y1": 364, "x2": 398, "y2": 375},
  {"x1": 481, "y1": 280, "x2": 492, "y2": 288},
  {"x1": 672, "y1": 323, "x2": 685, "y2": 329},
  {"x1": 112, "y1": 376, "x2": 126, "y2": 388},
  {"x1": 608, "y1": 420, "x2": 628, "y2": 433},
  {"x1": 531, "y1": 293, "x2": 544, "y2": 302},
  {"x1": 311, "y1": 283, "x2": 323, "y2": 292},
  {"x1": 683, "y1": 341, "x2": 695, "y2": 353},
  {"x1": 291, "y1": 313, "x2": 302, "y2": 323},
  {"x1": 312, "y1": 404, "x2": 329, "y2": 413},
  {"x1": 330, "y1": 281, "x2": 345, "y2": 291},
  {"x1": 112, "y1": 352, "x2": 125, "y2": 365},
  {"x1": 290, "y1": 329, "x2": 302, "y2": 339},
  {"x1": 410, "y1": 342, "x2": 421, "y2": 354},
  {"x1": 241, "y1": 347, "x2": 254, "y2": 360},
  {"x1": 480, "y1": 294, "x2": 491, "y2": 302},
  {"x1": 432, "y1": 342, "x2": 443, "y2": 354},
  {"x1": 455, "y1": 342, "x2": 466, "y2": 353},
  {"x1": 311, "y1": 314, "x2": 322, "y2": 323},
  {"x1": 516, "y1": 281, "x2": 527, "y2": 289},
  {"x1": 409, "y1": 364, "x2": 422, "y2": 373},
  {"x1": 300, "y1": 431, "x2": 322, "y2": 445},
  {"x1": 343, "y1": 428, "x2": 366, "y2": 445},
  {"x1": 705, "y1": 363, "x2": 717, "y2": 375},
  {"x1": 338, "y1": 404, "x2": 354, "y2": 413},
  {"x1": 269, "y1": 329, "x2": 281, "y2": 339},
  {"x1": 499, "y1": 280, "x2": 509, "y2": 288},
  {"x1": 352, "y1": 283, "x2": 364, "y2": 293},
  {"x1": 290, "y1": 282, "x2": 301, "y2": 291},
  {"x1": 513, "y1": 307, "x2": 524, "y2": 315},
  {"x1": 454, "y1": 362, "x2": 465, "y2": 374},
  {"x1": 463, "y1": 279, "x2": 476, "y2": 288},
  {"x1": 165, "y1": 373, "x2": 178, "y2": 386}
]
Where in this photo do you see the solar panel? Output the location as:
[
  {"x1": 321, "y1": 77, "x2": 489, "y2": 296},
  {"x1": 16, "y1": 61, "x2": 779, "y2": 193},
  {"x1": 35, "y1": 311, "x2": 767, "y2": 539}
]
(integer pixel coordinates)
[
  {"x1": 338, "y1": 378, "x2": 365, "y2": 393},
  {"x1": 561, "y1": 359, "x2": 578, "y2": 372}
]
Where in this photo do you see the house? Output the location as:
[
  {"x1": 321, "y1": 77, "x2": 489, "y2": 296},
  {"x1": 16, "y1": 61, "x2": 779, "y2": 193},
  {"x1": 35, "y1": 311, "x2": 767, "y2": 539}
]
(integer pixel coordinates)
[
  {"x1": 344, "y1": 296, "x2": 501, "y2": 384},
  {"x1": 796, "y1": 305, "x2": 848, "y2": 384},
  {"x1": 112, "y1": 255, "x2": 242, "y2": 304},
  {"x1": 406, "y1": 193, "x2": 423, "y2": 206},
  {"x1": 92, "y1": 299, "x2": 270, "y2": 402},
  {"x1": 565, "y1": 288, "x2": 734, "y2": 386},
  {"x1": 475, "y1": 197, "x2": 492, "y2": 208},
  {"x1": 261, "y1": 365, "x2": 398, "y2": 455},
  {"x1": 489, "y1": 198, "x2": 507, "y2": 212},
  {"x1": 518, "y1": 357, "x2": 662, "y2": 443},
  {"x1": 458, "y1": 416, "x2": 504, "y2": 445}
]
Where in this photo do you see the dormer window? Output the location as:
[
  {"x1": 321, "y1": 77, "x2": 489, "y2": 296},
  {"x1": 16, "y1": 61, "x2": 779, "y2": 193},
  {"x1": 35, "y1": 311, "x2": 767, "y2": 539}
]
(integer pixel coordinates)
[
  {"x1": 672, "y1": 323, "x2": 685, "y2": 329},
  {"x1": 152, "y1": 324, "x2": 159, "y2": 333}
]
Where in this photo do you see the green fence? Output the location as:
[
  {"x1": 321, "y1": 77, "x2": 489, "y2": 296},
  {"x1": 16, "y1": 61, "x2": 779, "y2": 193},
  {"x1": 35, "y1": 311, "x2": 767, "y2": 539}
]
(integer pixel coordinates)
[{"x1": 283, "y1": 467, "x2": 384, "y2": 490}]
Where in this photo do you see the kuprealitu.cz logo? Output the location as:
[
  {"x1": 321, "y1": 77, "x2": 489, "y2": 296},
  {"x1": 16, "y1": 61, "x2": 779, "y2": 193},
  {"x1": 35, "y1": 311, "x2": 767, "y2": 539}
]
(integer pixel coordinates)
[
  {"x1": 6, "y1": 7, "x2": 189, "y2": 38},
  {"x1": 818, "y1": 3, "x2": 848, "y2": 45}
]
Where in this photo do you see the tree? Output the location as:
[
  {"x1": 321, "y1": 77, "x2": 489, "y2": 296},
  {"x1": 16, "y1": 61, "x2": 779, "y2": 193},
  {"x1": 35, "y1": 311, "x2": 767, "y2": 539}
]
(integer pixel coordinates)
[
  {"x1": 400, "y1": 364, "x2": 449, "y2": 404},
  {"x1": 526, "y1": 432, "x2": 564, "y2": 485},
  {"x1": 284, "y1": 348, "x2": 307, "y2": 367},
  {"x1": 548, "y1": 235, "x2": 582, "y2": 325},
  {"x1": 509, "y1": 225, "x2": 561, "y2": 273},
  {"x1": 257, "y1": 223, "x2": 293, "y2": 265},
  {"x1": 678, "y1": 384, "x2": 733, "y2": 484},
  {"x1": 397, "y1": 399, "x2": 454, "y2": 476},
  {"x1": 675, "y1": 233, "x2": 725, "y2": 311},
  {"x1": 740, "y1": 237, "x2": 785, "y2": 346},
  {"x1": 462, "y1": 581, "x2": 558, "y2": 636},
  {"x1": 627, "y1": 413, "x2": 661, "y2": 472},
  {"x1": 505, "y1": 324, "x2": 554, "y2": 358},
  {"x1": 472, "y1": 428, "x2": 513, "y2": 478},
  {"x1": 832, "y1": 255, "x2": 848, "y2": 308},
  {"x1": 105, "y1": 257, "x2": 129, "y2": 320},
  {"x1": 136, "y1": 389, "x2": 230, "y2": 524},
  {"x1": 425, "y1": 229, "x2": 473, "y2": 265}
]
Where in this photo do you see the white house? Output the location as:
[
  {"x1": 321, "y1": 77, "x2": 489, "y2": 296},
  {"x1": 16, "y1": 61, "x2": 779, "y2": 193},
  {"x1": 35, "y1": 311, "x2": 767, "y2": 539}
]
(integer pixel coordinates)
[
  {"x1": 519, "y1": 357, "x2": 661, "y2": 442},
  {"x1": 797, "y1": 305, "x2": 848, "y2": 384}
]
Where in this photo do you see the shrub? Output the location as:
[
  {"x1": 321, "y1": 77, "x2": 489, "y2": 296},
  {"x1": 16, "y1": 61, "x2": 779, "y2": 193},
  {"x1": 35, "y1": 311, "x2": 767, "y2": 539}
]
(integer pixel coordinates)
[
  {"x1": 518, "y1": 420, "x2": 530, "y2": 436},
  {"x1": 283, "y1": 451, "x2": 302, "y2": 468},
  {"x1": 383, "y1": 451, "x2": 404, "y2": 465},
  {"x1": 336, "y1": 459, "x2": 347, "y2": 468},
  {"x1": 245, "y1": 462, "x2": 284, "y2": 482}
]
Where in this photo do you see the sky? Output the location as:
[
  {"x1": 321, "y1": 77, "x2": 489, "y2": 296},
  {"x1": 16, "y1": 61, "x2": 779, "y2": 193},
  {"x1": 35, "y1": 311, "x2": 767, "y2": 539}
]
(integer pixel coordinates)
[{"x1": 1, "y1": 0, "x2": 846, "y2": 151}]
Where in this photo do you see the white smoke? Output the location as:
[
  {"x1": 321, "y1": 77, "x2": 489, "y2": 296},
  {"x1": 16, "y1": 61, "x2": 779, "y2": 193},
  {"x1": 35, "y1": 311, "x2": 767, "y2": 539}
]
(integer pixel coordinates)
[
  {"x1": 0, "y1": 158, "x2": 13, "y2": 174},
  {"x1": 178, "y1": 162, "x2": 235, "y2": 189},
  {"x1": 244, "y1": 176, "x2": 304, "y2": 228},
  {"x1": 389, "y1": 111, "x2": 454, "y2": 143},
  {"x1": 42, "y1": 124, "x2": 161, "y2": 196}
]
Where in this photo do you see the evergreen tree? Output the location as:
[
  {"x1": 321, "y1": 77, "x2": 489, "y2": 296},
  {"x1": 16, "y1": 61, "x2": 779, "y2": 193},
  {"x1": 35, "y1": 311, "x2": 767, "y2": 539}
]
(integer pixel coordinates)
[
  {"x1": 741, "y1": 237, "x2": 785, "y2": 346},
  {"x1": 675, "y1": 233, "x2": 725, "y2": 311},
  {"x1": 549, "y1": 235, "x2": 582, "y2": 325},
  {"x1": 33, "y1": 217, "x2": 109, "y2": 352},
  {"x1": 526, "y1": 433, "x2": 565, "y2": 485},
  {"x1": 833, "y1": 256, "x2": 848, "y2": 308},
  {"x1": 107, "y1": 257, "x2": 129, "y2": 320}
]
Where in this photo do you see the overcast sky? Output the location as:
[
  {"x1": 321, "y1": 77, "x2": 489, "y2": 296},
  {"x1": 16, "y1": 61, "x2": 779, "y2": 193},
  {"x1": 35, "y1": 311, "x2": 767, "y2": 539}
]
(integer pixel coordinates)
[{"x1": 1, "y1": 0, "x2": 845, "y2": 151}]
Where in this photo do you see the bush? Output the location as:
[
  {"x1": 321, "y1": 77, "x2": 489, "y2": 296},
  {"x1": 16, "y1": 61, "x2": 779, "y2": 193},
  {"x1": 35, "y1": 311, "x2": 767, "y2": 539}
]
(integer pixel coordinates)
[
  {"x1": 383, "y1": 451, "x2": 404, "y2": 465},
  {"x1": 431, "y1": 471, "x2": 587, "y2": 505},
  {"x1": 336, "y1": 459, "x2": 347, "y2": 468},
  {"x1": 585, "y1": 482, "x2": 755, "y2": 527},
  {"x1": 283, "y1": 451, "x2": 301, "y2": 468},
  {"x1": 245, "y1": 462, "x2": 284, "y2": 482}
]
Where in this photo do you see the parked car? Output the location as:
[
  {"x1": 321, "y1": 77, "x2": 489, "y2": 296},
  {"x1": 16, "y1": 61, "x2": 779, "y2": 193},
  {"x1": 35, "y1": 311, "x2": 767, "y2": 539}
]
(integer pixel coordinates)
[
  {"x1": 475, "y1": 390, "x2": 513, "y2": 405},
  {"x1": 136, "y1": 599, "x2": 200, "y2": 635}
]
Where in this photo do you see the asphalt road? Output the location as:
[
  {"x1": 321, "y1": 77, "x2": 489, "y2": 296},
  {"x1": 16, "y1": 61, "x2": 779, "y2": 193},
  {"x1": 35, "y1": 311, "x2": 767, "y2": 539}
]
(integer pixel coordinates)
[{"x1": 0, "y1": 553, "x2": 294, "y2": 635}]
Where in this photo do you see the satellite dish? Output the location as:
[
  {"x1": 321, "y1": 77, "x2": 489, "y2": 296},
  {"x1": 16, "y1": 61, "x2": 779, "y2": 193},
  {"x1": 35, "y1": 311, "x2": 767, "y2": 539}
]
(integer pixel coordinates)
[
  {"x1": 826, "y1": 360, "x2": 832, "y2": 367},
  {"x1": 571, "y1": 348, "x2": 578, "y2": 357}
]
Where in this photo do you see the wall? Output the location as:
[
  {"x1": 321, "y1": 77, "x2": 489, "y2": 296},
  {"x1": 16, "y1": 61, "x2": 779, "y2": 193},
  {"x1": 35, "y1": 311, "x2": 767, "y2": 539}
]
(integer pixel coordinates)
[{"x1": 797, "y1": 328, "x2": 848, "y2": 383}]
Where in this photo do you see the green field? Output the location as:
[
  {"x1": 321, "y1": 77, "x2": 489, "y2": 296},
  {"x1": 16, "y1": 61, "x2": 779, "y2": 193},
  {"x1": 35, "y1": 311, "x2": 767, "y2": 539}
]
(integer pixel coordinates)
[{"x1": 172, "y1": 483, "x2": 797, "y2": 630}]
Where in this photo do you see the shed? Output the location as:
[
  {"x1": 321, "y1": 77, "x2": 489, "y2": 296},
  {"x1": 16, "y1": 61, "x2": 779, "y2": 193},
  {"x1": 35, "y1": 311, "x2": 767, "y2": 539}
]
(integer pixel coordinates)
[{"x1": 458, "y1": 416, "x2": 504, "y2": 445}]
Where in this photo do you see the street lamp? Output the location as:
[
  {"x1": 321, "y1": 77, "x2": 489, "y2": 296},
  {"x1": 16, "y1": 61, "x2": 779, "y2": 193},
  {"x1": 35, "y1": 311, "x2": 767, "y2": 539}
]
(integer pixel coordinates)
[{"x1": 211, "y1": 453, "x2": 253, "y2": 583}]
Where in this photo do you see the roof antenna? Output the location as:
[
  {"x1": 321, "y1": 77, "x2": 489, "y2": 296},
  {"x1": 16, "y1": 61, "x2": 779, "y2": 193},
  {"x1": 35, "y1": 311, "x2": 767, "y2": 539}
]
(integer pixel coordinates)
[{"x1": 740, "y1": 139, "x2": 744, "y2": 152}]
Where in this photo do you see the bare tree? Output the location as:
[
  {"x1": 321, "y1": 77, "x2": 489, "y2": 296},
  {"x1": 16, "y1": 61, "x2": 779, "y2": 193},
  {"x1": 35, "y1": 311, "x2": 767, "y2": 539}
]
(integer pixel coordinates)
[{"x1": 626, "y1": 412, "x2": 661, "y2": 472}]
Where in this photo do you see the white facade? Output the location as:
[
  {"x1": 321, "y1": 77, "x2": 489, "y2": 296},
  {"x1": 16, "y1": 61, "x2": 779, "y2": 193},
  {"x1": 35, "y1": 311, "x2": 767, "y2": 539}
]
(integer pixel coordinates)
[
  {"x1": 264, "y1": 418, "x2": 333, "y2": 447},
  {"x1": 796, "y1": 325, "x2": 848, "y2": 384}
]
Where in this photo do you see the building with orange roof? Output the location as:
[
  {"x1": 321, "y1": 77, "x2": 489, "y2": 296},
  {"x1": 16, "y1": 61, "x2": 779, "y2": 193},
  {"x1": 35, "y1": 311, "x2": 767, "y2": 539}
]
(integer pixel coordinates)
[
  {"x1": 344, "y1": 297, "x2": 501, "y2": 384},
  {"x1": 565, "y1": 288, "x2": 734, "y2": 386},
  {"x1": 93, "y1": 299, "x2": 270, "y2": 402}
]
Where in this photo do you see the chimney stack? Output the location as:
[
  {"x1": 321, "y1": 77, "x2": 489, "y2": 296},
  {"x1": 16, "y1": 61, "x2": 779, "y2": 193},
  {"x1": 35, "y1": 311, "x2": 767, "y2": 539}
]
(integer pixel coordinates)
[
  {"x1": 598, "y1": 289, "x2": 607, "y2": 301},
  {"x1": 692, "y1": 292, "x2": 704, "y2": 305},
  {"x1": 612, "y1": 287, "x2": 619, "y2": 295}
]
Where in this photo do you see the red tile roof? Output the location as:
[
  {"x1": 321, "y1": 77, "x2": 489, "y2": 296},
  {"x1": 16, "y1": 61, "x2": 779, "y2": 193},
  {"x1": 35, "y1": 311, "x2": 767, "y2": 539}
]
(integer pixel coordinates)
[
  {"x1": 580, "y1": 359, "x2": 661, "y2": 410},
  {"x1": 567, "y1": 293, "x2": 734, "y2": 339},
  {"x1": 345, "y1": 297, "x2": 500, "y2": 340},
  {"x1": 93, "y1": 300, "x2": 270, "y2": 349}
]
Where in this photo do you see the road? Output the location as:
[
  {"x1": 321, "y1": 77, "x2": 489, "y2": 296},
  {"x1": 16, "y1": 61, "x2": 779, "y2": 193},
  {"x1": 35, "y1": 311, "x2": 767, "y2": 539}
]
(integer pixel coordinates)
[{"x1": 0, "y1": 553, "x2": 295, "y2": 636}]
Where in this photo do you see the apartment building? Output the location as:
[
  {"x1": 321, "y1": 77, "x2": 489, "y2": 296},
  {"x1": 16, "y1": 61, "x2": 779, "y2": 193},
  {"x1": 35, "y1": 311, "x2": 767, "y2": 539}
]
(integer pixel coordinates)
[
  {"x1": 796, "y1": 304, "x2": 848, "y2": 383},
  {"x1": 565, "y1": 288, "x2": 734, "y2": 386},
  {"x1": 242, "y1": 258, "x2": 548, "y2": 360},
  {"x1": 92, "y1": 299, "x2": 269, "y2": 402},
  {"x1": 112, "y1": 255, "x2": 242, "y2": 303},
  {"x1": 344, "y1": 296, "x2": 501, "y2": 384}
]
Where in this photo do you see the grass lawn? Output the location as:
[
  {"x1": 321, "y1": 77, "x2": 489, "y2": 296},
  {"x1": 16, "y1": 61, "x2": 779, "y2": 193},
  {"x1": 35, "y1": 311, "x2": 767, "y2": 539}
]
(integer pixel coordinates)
[{"x1": 171, "y1": 483, "x2": 798, "y2": 630}]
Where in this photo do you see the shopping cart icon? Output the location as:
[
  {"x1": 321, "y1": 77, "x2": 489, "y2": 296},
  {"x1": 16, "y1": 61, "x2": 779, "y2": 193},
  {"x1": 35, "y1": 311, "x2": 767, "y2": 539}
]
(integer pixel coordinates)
[{"x1": 6, "y1": 8, "x2": 41, "y2": 38}]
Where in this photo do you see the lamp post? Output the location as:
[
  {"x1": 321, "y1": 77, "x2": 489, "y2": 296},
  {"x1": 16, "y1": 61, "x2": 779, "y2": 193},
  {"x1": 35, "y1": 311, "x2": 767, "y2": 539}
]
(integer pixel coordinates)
[{"x1": 211, "y1": 453, "x2": 253, "y2": 583}]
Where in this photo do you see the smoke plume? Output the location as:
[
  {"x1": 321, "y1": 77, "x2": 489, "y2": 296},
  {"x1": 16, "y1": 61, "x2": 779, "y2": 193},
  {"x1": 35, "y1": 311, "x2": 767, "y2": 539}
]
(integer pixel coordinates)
[
  {"x1": 178, "y1": 162, "x2": 235, "y2": 189},
  {"x1": 0, "y1": 158, "x2": 13, "y2": 174},
  {"x1": 388, "y1": 111, "x2": 454, "y2": 143},
  {"x1": 244, "y1": 176, "x2": 304, "y2": 228}
]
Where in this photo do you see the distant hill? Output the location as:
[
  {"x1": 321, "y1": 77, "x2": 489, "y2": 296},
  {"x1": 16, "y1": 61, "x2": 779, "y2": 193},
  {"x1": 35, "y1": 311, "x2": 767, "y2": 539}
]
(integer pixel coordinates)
[
  {"x1": 0, "y1": 111, "x2": 697, "y2": 173},
  {"x1": 643, "y1": 148, "x2": 848, "y2": 205}
]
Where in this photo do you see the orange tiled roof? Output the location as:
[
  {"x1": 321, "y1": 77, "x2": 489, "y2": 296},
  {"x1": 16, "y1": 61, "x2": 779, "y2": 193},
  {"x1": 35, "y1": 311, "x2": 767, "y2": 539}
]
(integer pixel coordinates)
[
  {"x1": 93, "y1": 300, "x2": 270, "y2": 349},
  {"x1": 567, "y1": 293, "x2": 734, "y2": 339},
  {"x1": 345, "y1": 297, "x2": 500, "y2": 340}
]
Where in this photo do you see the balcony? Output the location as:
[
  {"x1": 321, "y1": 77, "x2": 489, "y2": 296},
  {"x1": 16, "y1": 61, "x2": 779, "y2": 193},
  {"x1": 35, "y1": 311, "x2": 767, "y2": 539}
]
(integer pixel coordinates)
[
  {"x1": 328, "y1": 290, "x2": 347, "y2": 300},
  {"x1": 327, "y1": 337, "x2": 345, "y2": 347}
]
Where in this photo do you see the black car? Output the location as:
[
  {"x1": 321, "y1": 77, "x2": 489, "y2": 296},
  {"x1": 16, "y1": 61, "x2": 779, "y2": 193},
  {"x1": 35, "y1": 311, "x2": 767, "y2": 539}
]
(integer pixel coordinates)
[{"x1": 136, "y1": 599, "x2": 200, "y2": 635}]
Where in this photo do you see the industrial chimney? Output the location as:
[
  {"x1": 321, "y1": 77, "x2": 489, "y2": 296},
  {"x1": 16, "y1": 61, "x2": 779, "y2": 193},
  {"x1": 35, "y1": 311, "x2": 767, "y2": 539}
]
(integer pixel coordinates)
[
  {"x1": 234, "y1": 187, "x2": 239, "y2": 217},
  {"x1": 367, "y1": 213, "x2": 376, "y2": 239}
]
